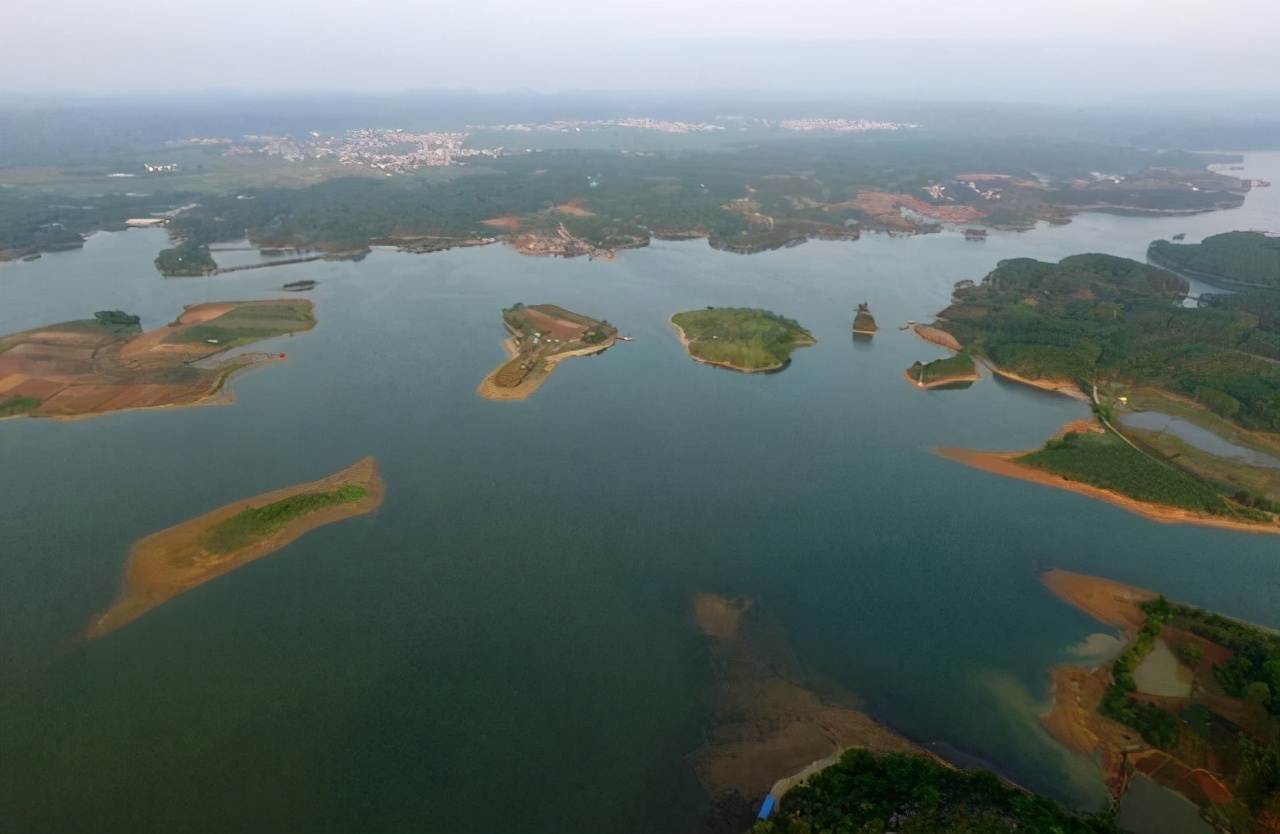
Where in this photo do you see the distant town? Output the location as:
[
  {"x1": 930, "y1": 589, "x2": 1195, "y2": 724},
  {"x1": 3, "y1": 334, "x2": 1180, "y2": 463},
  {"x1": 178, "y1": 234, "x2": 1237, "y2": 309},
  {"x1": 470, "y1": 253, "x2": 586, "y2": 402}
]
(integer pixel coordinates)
[
  {"x1": 469, "y1": 116, "x2": 917, "y2": 134},
  {"x1": 167, "y1": 128, "x2": 503, "y2": 174},
  {"x1": 162, "y1": 118, "x2": 917, "y2": 174}
]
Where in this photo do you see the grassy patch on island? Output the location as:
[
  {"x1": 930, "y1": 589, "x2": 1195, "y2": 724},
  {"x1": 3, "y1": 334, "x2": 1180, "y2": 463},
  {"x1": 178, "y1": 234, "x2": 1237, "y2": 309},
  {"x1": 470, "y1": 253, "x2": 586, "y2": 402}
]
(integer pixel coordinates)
[
  {"x1": 672, "y1": 307, "x2": 814, "y2": 371},
  {"x1": 203, "y1": 486, "x2": 367, "y2": 554},
  {"x1": 0, "y1": 396, "x2": 41, "y2": 417},
  {"x1": 1018, "y1": 430, "x2": 1244, "y2": 516}
]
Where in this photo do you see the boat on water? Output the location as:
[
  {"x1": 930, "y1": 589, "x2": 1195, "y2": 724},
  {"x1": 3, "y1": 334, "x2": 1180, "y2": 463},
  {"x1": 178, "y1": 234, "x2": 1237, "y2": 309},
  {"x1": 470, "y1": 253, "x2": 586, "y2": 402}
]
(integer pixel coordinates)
[
  {"x1": 616, "y1": 335, "x2": 633, "y2": 342},
  {"x1": 1172, "y1": 232, "x2": 1186, "y2": 241},
  {"x1": 21, "y1": 252, "x2": 41, "y2": 262},
  {"x1": 963, "y1": 228, "x2": 988, "y2": 240}
]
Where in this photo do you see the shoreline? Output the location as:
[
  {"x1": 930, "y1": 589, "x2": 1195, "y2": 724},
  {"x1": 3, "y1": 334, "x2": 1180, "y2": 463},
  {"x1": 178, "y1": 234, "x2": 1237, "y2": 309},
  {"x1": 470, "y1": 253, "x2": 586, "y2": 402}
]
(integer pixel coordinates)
[
  {"x1": 85, "y1": 457, "x2": 385, "y2": 639},
  {"x1": 935, "y1": 446, "x2": 1280, "y2": 535},
  {"x1": 669, "y1": 318, "x2": 812, "y2": 373},
  {"x1": 984, "y1": 363, "x2": 1090, "y2": 402},
  {"x1": 910, "y1": 324, "x2": 1090, "y2": 402}
]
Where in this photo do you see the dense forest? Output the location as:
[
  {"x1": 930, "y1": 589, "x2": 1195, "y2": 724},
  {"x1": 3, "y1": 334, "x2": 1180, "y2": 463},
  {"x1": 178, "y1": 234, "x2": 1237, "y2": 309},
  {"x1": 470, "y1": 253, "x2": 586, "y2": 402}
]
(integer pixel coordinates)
[
  {"x1": 154, "y1": 240, "x2": 216, "y2": 276},
  {"x1": 753, "y1": 749, "x2": 1120, "y2": 834},
  {"x1": 1147, "y1": 231, "x2": 1280, "y2": 291},
  {"x1": 935, "y1": 249, "x2": 1280, "y2": 431}
]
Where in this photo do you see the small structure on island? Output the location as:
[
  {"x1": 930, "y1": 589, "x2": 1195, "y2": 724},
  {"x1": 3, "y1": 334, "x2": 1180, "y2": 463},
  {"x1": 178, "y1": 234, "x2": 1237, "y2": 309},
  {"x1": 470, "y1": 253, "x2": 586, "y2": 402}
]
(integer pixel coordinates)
[
  {"x1": 758, "y1": 795, "x2": 777, "y2": 820},
  {"x1": 852, "y1": 302, "x2": 879, "y2": 336}
]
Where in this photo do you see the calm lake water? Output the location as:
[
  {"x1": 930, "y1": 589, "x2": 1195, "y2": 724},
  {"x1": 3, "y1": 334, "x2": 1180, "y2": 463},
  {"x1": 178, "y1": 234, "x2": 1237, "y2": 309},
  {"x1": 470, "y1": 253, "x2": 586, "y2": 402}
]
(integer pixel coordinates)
[{"x1": 2, "y1": 153, "x2": 1278, "y2": 834}]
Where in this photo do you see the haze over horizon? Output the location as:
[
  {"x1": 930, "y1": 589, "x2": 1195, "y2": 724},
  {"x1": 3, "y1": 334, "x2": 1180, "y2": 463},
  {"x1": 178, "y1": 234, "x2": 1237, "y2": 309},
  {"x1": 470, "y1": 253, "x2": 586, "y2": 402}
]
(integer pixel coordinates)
[{"x1": 5, "y1": 0, "x2": 1279, "y2": 103}]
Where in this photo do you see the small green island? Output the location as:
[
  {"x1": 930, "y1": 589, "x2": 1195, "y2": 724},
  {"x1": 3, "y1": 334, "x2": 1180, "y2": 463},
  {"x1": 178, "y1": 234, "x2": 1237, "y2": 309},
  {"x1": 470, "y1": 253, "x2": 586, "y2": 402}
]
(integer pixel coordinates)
[
  {"x1": 905, "y1": 352, "x2": 977, "y2": 389},
  {"x1": 752, "y1": 749, "x2": 1120, "y2": 834},
  {"x1": 852, "y1": 301, "x2": 878, "y2": 336},
  {"x1": 671, "y1": 307, "x2": 815, "y2": 372},
  {"x1": 154, "y1": 239, "x2": 217, "y2": 276}
]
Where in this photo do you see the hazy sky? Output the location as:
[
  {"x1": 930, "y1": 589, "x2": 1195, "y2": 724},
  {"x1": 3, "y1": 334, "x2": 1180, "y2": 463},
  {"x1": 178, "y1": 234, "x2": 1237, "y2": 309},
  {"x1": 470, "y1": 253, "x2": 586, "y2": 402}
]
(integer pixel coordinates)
[{"x1": 4, "y1": 0, "x2": 1279, "y2": 97}]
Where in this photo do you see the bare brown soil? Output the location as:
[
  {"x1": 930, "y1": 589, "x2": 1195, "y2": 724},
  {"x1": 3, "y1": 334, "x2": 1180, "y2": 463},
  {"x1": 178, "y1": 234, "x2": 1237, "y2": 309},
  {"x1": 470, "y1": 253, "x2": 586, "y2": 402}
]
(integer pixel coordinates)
[
  {"x1": 481, "y1": 216, "x2": 522, "y2": 231},
  {"x1": 554, "y1": 199, "x2": 594, "y2": 217},
  {"x1": 912, "y1": 324, "x2": 963, "y2": 351},
  {"x1": 0, "y1": 300, "x2": 314, "y2": 420},
  {"x1": 690, "y1": 593, "x2": 922, "y2": 811},
  {"x1": 854, "y1": 191, "x2": 987, "y2": 228},
  {"x1": 85, "y1": 457, "x2": 384, "y2": 639}
]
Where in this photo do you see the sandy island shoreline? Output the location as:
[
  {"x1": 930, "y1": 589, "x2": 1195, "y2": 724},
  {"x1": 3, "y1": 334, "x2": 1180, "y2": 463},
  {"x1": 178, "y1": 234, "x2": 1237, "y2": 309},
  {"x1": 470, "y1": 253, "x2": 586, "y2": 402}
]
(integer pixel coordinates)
[
  {"x1": 85, "y1": 456, "x2": 385, "y2": 639},
  {"x1": 935, "y1": 446, "x2": 1280, "y2": 535}
]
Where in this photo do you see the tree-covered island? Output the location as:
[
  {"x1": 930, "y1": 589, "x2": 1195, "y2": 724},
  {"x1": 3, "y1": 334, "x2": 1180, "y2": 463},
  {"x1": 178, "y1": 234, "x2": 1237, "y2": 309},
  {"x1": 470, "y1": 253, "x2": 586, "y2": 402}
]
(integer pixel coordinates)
[
  {"x1": 671, "y1": 307, "x2": 815, "y2": 372},
  {"x1": 154, "y1": 239, "x2": 217, "y2": 276}
]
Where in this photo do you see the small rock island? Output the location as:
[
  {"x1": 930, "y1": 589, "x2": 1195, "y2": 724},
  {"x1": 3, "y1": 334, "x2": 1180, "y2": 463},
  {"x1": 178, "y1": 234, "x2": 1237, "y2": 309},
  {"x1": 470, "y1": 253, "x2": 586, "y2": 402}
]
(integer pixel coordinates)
[
  {"x1": 0, "y1": 300, "x2": 315, "y2": 420},
  {"x1": 852, "y1": 301, "x2": 878, "y2": 336},
  {"x1": 671, "y1": 307, "x2": 815, "y2": 372},
  {"x1": 477, "y1": 303, "x2": 617, "y2": 401},
  {"x1": 85, "y1": 457, "x2": 385, "y2": 639}
]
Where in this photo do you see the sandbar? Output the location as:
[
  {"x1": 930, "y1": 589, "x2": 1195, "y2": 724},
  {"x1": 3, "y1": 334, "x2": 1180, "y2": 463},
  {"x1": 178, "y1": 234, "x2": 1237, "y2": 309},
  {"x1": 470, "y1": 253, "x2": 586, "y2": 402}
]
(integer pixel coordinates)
[
  {"x1": 690, "y1": 593, "x2": 921, "y2": 812},
  {"x1": 85, "y1": 456, "x2": 384, "y2": 639},
  {"x1": 935, "y1": 446, "x2": 1280, "y2": 535},
  {"x1": 912, "y1": 324, "x2": 962, "y2": 351}
]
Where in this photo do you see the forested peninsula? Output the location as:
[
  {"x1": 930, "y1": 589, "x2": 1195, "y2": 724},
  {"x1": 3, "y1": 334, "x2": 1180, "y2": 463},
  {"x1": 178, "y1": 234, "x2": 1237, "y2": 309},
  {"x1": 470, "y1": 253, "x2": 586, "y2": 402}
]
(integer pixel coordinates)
[{"x1": 927, "y1": 239, "x2": 1280, "y2": 531}]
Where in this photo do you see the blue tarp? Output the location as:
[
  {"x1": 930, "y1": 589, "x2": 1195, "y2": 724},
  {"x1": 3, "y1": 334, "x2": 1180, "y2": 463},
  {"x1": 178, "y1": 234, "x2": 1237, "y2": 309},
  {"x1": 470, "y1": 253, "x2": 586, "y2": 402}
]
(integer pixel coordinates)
[{"x1": 757, "y1": 795, "x2": 776, "y2": 820}]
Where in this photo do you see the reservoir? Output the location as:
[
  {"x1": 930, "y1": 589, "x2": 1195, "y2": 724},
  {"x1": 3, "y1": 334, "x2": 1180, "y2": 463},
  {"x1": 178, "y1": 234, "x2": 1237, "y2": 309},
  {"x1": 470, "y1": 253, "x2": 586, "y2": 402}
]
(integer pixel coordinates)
[
  {"x1": 1, "y1": 153, "x2": 1278, "y2": 833},
  {"x1": 1120, "y1": 410, "x2": 1280, "y2": 468}
]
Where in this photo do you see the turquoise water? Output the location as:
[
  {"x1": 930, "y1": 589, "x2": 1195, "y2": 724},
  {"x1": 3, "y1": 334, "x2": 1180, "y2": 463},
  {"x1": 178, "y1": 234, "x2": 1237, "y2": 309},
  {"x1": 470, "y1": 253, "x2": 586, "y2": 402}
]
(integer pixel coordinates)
[{"x1": 1, "y1": 154, "x2": 1278, "y2": 833}]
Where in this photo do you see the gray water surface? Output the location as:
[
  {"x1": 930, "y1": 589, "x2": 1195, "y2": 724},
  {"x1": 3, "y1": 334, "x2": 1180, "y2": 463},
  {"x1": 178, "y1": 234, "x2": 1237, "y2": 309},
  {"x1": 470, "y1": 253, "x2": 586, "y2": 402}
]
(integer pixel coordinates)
[{"x1": 1, "y1": 153, "x2": 1278, "y2": 834}]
